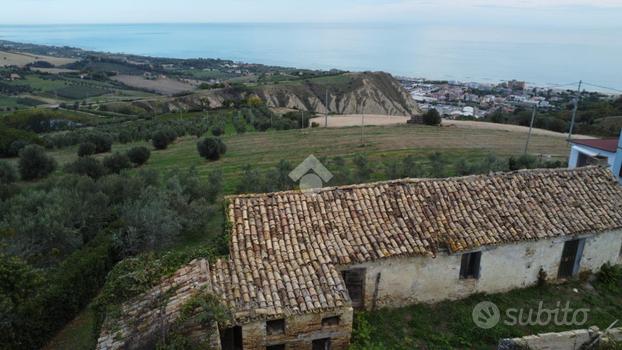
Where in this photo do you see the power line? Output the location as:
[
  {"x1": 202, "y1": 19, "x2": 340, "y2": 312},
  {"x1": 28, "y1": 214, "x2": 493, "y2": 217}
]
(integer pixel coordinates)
[
  {"x1": 582, "y1": 82, "x2": 622, "y2": 93},
  {"x1": 539, "y1": 81, "x2": 581, "y2": 89}
]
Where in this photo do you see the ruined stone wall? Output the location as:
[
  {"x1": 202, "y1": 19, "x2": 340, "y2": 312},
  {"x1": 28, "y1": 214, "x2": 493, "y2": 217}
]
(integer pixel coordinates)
[
  {"x1": 239, "y1": 307, "x2": 353, "y2": 350},
  {"x1": 498, "y1": 327, "x2": 622, "y2": 350},
  {"x1": 347, "y1": 230, "x2": 622, "y2": 309},
  {"x1": 96, "y1": 259, "x2": 216, "y2": 350}
]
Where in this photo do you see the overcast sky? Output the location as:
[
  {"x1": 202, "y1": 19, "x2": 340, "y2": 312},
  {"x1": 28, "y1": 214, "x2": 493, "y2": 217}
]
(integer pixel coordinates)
[{"x1": 2, "y1": 0, "x2": 621, "y2": 25}]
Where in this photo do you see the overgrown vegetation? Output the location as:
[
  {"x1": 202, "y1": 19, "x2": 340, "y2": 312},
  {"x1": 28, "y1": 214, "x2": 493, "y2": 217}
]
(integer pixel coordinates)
[
  {"x1": 233, "y1": 153, "x2": 561, "y2": 194},
  {"x1": 484, "y1": 95, "x2": 622, "y2": 137},
  {"x1": 350, "y1": 265, "x2": 622, "y2": 349},
  {"x1": 0, "y1": 167, "x2": 223, "y2": 349}
]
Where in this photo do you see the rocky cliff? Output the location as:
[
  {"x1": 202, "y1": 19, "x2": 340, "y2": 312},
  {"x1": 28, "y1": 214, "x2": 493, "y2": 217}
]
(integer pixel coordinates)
[
  {"x1": 128, "y1": 72, "x2": 421, "y2": 116},
  {"x1": 256, "y1": 72, "x2": 421, "y2": 116}
]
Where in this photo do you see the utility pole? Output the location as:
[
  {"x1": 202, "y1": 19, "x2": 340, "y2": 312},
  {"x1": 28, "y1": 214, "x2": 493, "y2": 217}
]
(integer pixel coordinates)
[
  {"x1": 360, "y1": 109, "x2": 365, "y2": 146},
  {"x1": 325, "y1": 89, "x2": 329, "y2": 128},
  {"x1": 524, "y1": 104, "x2": 537, "y2": 155},
  {"x1": 567, "y1": 80, "x2": 583, "y2": 141}
]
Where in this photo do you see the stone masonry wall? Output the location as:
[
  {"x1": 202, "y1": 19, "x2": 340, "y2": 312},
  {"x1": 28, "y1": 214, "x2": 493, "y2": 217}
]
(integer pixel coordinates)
[
  {"x1": 498, "y1": 327, "x2": 622, "y2": 350},
  {"x1": 97, "y1": 259, "x2": 216, "y2": 350},
  {"x1": 239, "y1": 307, "x2": 353, "y2": 350}
]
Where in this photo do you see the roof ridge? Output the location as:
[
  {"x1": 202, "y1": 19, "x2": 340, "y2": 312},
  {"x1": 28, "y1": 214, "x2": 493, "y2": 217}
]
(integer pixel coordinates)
[{"x1": 225, "y1": 166, "x2": 609, "y2": 200}]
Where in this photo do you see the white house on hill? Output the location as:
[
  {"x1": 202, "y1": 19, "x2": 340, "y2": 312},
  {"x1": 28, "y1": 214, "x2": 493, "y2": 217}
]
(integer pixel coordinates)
[{"x1": 569, "y1": 131, "x2": 622, "y2": 183}]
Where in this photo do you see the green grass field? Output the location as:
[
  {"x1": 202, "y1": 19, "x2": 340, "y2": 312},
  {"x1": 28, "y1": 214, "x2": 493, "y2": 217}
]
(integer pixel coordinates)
[
  {"x1": 352, "y1": 270, "x2": 622, "y2": 349},
  {"x1": 8, "y1": 75, "x2": 69, "y2": 92},
  {"x1": 40, "y1": 124, "x2": 571, "y2": 193},
  {"x1": 43, "y1": 306, "x2": 97, "y2": 350}
]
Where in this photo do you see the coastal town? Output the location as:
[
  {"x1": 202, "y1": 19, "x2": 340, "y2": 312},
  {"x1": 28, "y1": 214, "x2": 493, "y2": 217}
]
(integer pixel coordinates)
[{"x1": 400, "y1": 78, "x2": 584, "y2": 119}]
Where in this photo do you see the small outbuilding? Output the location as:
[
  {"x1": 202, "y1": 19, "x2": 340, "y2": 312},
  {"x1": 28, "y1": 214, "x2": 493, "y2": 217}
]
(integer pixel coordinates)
[{"x1": 569, "y1": 130, "x2": 622, "y2": 183}]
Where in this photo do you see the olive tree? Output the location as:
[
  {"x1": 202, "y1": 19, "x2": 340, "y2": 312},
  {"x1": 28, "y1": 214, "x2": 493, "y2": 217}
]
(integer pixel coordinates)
[
  {"x1": 126, "y1": 147, "x2": 151, "y2": 166},
  {"x1": 0, "y1": 161, "x2": 17, "y2": 184},
  {"x1": 197, "y1": 137, "x2": 227, "y2": 161},
  {"x1": 18, "y1": 145, "x2": 57, "y2": 180}
]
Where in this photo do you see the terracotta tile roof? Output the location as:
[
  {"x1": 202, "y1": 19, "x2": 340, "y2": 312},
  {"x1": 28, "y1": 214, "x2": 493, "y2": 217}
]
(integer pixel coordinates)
[
  {"x1": 216, "y1": 167, "x2": 622, "y2": 321},
  {"x1": 571, "y1": 138, "x2": 619, "y2": 153}
]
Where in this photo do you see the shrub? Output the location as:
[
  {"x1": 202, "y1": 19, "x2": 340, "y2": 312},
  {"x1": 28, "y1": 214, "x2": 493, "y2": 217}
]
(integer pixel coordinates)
[
  {"x1": 64, "y1": 157, "x2": 107, "y2": 179},
  {"x1": 280, "y1": 111, "x2": 311, "y2": 130},
  {"x1": 84, "y1": 133, "x2": 113, "y2": 154},
  {"x1": 422, "y1": 109, "x2": 442, "y2": 126},
  {"x1": 197, "y1": 137, "x2": 227, "y2": 161},
  {"x1": 7, "y1": 140, "x2": 29, "y2": 157},
  {"x1": 428, "y1": 152, "x2": 446, "y2": 177},
  {"x1": 0, "y1": 126, "x2": 41, "y2": 157},
  {"x1": 18, "y1": 145, "x2": 57, "y2": 180},
  {"x1": 127, "y1": 146, "x2": 151, "y2": 166},
  {"x1": 0, "y1": 253, "x2": 44, "y2": 348},
  {"x1": 236, "y1": 164, "x2": 261, "y2": 194},
  {"x1": 116, "y1": 188, "x2": 183, "y2": 255},
  {"x1": 353, "y1": 154, "x2": 372, "y2": 182},
  {"x1": 597, "y1": 263, "x2": 622, "y2": 286},
  {"x1": 232, "y1": 114, "x2": 247, "y2": 134},
  {"x1": 77, "y1": 142, "x2": 97, "y2": 157},
  {"x1": 152, "y1": 129, "x2": 177, "y2": 150},
  {"x1": 0, "y1": 161, "x2": 18, "y2": 184},
  {"x1": 508, "y1": 154, "x2": 538, "y2": 171},
  {"x1": 211, "y1": 125, "x2": 225, "y2": 137},
  {"x1": 103, "y1": 152, "x2": 131, "y2": 174},
  {"x1": 151, "y1": 131, "x2": 169, "y2": 150}
]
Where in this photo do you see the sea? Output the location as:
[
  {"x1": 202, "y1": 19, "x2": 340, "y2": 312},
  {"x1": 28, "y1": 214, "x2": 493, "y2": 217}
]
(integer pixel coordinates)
[{"x1": 0, "y1": 22, "x2": 620, "y2": 92}]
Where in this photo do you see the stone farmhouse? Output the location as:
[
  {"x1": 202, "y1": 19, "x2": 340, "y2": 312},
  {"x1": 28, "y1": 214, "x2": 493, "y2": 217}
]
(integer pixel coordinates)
[{"x1": 97, "y1": 167, "x2": 622, "y2": 350}]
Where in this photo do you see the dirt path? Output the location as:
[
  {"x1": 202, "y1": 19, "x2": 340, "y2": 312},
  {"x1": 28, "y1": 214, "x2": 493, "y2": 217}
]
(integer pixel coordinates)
[
  {"x1": 311, "y1": 114, "x2": 410, "y2": 127},
  {"x1": 310, "y1": 115, "x2": 595, "y2": 139},
  {"x1": 443, "y1": 120, "x2": 595, "y2": 139}
]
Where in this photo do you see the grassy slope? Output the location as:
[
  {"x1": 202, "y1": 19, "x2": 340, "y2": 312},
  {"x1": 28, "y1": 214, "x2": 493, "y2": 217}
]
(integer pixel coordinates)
[
  {"x1": 39, "y1": 124, "x2": 570, "y2": 193},
  {"x1": 42, "y1": 306, "x2": 97, "y2": 350},
  {"x1": 353, "y1": 276, "x2": 622, "y2": 350}
]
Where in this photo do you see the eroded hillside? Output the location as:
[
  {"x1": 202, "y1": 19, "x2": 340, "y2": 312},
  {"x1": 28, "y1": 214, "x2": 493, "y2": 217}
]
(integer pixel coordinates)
[{"x1": 122, "y1": 72, "x2": 421, "y2": 116}]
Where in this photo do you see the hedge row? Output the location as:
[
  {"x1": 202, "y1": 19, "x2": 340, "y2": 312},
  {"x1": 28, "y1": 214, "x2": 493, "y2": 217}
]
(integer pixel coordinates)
[{"x1": 1, "y1": 234, "x2": 118, "y2": 349}]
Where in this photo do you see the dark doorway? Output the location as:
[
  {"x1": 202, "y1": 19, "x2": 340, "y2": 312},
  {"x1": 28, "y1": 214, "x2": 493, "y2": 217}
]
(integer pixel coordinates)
[
  {"x1": 342, "y1": 269, "x2": 365, "y2": 309},
  {"x1": 577, "y1": 153, "x2": 607, "y2": 168},
  {"x1": 312, "y1": 338, "x2": 332, "y2": 350},
  {"x1": 220, "y1": 325, "x2": 243, "y2": 350},
  {"x1": 558, "y1": 239, "x2": 585, "y2": 278},
  {"x1": 459, "y1": 252, "x2": 482, "y2": 279}
]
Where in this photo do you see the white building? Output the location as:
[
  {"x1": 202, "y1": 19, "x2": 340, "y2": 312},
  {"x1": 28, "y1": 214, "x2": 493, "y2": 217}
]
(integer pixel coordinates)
[{"x1": 569, "y1": 131, "x2": 622, "y2": 183}]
